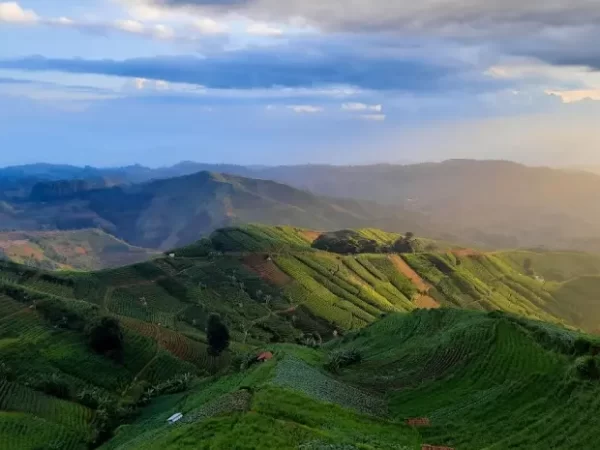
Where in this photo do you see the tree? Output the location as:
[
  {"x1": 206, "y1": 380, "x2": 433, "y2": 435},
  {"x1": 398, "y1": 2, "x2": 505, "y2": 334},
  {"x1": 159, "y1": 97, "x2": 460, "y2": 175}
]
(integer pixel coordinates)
[
  {"x1": 524, "y1": 258, "x2": 534, "y2": 276},
  {"x1": 206, "y1": 314, "x2": 230, "y2": 356},
  {"x1": 87, "y1": 316, "x2": 124, "y2": 359},
  {"x1": 405, "y1": 231, "x2": 415, "y2": 241}
]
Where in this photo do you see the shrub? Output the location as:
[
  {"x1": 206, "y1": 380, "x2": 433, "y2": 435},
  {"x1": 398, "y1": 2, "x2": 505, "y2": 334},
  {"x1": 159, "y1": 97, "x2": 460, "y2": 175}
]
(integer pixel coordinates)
[
  {"x1": 207, "y1": 313, "x2": 230, "y2": 356},
  {"x1": 574, "y1": 337, "x2": 593, "y2": 356},
  {"x1": 0, "y1": 362, "x2": 15, "y2": 382},
  {"x1": 325, "y1": 349, "x2": 363, "y2": 373},
  {"x1": 77, "y1": 387, "x2": 110, "y2": 409},
  {"x1": 87, "y1": 316, "x2": 124, "y2": 360},
  {"x1": 35, "y1": 373, "x2": 71, "y2": 399},
  {"x1": 574, "y1": 356, "x2": 600, "y2": 380}
]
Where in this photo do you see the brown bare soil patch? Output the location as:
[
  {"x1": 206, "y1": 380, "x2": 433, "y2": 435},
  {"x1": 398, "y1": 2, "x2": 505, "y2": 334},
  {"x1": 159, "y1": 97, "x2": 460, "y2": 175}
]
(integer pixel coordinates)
[
  {"x1": 243, "y1": 254, "x2": 292, "y2": 286},
  {"x1": 414, "y1": 295, "x2": 441, "y2": 309},
  {"x1": 389, "y1": 255, "x2": 429, "y2": 293},
  {"x1": 299, "y1": 230, "x2": 322, "y2": 243},
  {"x1": 74, "y1": 246, "x2": 88, "y2": 255}
]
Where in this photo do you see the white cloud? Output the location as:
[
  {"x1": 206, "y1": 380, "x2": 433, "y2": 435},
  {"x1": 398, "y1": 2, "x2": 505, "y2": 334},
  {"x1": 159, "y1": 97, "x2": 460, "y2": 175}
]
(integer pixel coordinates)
[
  {"x1": 546, "y1": 89, "x2": 600, "y2": 103},
  {"x1": 52, "y1": 17, "x2": 74, "y2": 26},
  {"x1": 0, "y1": 2, "x2": 183, "y2": 41},
  {"x1": 342, "y1": 102, "x2": 382, "y2": 112},
  {"x1": 132, "y1": 78, "x2": 171, "y2": 91},
  {"x1": 0, "y1": 2, "x2": 38, "y2": 23},
  {"x1": 152, "y1": 23, "x2": 175, "y2": 39},
  {"x1": 246, "y1": 22, "x2": 283, "y2": 37},
  {"x1": 193, "y1": 17, "x2": 227, "y2": 34},
  {"x1": 114, "y1": 19, "x2": 145, "y2": 34},
  {"x1": 287, "y1": 105, "x2": 323, "y2": 114},
  {"x1": 360, "y1": 113, "x2": 386, "y2": 121}
]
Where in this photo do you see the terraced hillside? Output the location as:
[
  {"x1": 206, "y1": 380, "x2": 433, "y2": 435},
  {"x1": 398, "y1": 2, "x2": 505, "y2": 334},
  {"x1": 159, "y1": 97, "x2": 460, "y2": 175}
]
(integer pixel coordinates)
[
  {"x1": 0, "y1": 282, "x2": 207, "y2": 449},
  {"x1": 2, "y1": 225, "x2": 598, "y2": 354},
  {"x1": 99, "y1": 308, "x2": 600, "y2": 450},
  {"x1": 4, "y1": 225, "x2": 600, "y2": 448},
  {"x1": 0, "y1": 229, "x2": 158, "y2": 271}
]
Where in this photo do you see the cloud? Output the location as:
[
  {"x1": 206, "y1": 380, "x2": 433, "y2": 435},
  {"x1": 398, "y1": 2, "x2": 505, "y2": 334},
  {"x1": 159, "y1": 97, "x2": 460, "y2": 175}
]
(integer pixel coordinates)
[
  {"x1": 360, "y1": 113, "x2": 386, "y2": 121},
  {"x1": 546, "y1": 89, "x2": 600, "y2": 103},
  {"x1": 127, "y1": 0, "x2": 600, "y2": 74},
  {"x1": 0, "y1": 2, "x2": 38, "y2": 23},
  {"x1": 0, "y1": 1, "x2": 219, "y2": 41},
  {"x1": 287, "y1": 105, "x2": 322, "y2": 113},
  {"x1": 140, "y1": 0, "x2": 600, "y2": 33},
  {"x1": 0, "y1": 36, "x2": 491, "y2": 92},
  {"x1": 193, "y1": 17, "x2": 227, "y2": 34},
  {"x1": 341, "y1": 102, "x2": 382, "y2": 112},
  {"x1": 246, "y1": 22, "x2": 283, "y2": 36}
]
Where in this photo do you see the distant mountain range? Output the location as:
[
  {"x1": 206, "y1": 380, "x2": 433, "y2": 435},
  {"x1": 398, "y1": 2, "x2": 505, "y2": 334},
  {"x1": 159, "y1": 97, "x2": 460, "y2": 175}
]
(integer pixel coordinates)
[
  {"x1": 3, "y1": 159, "x2": 600, "y2": 252},
  {"x1": 0, "y1": 171, "x2": 434, "y2": 250}
]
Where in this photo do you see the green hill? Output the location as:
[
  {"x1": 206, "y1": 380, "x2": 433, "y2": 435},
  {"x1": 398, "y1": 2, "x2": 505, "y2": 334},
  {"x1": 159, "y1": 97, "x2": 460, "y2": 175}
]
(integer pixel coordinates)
[
  {"x1": 99, "y1": 308, "x2": 600, "y2": 450},
  {"x1": 3, "y1": 225, "x2": 600, "y2": 448},
  {"x1": 0, "y1": 229, "x2": 158, "y2": 271}
]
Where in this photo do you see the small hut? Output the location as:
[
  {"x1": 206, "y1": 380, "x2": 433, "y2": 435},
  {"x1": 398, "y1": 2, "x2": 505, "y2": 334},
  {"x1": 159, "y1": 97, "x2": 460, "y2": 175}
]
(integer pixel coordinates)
[{"x1": 257, "y1": 351, "x2": 273, "y2": 362}]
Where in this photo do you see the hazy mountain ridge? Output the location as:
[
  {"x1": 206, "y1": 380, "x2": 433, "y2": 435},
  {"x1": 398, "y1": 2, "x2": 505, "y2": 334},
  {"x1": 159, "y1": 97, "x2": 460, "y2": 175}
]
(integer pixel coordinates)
[
  {"x1": 0, "y1": 171, "x2": 436, "y2": 250},
  {"x1": 4, "y1": 159, "x2": 600, "y2": 251}
]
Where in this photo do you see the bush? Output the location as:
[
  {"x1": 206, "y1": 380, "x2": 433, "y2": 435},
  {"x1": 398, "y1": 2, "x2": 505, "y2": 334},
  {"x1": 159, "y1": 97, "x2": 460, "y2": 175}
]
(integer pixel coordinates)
[
  {"x1": 87, "y1": 316, "x2": 124, "y2": 360},
  {"x1": 34, "y1": 373, "x2": 71, "y2": 399},
  {"x1": 77, "y1": 387, "x2": 110, "y2": 409},
  {"x1": 37, "y1": 297, "x2": 98, "y2": 331},
  {"x1": 207, "y1": 313, "x2": 230, "y2": 356},
  {"x1": 0, "y1": 362, "x2": 15, "y2": 382},
  {"x1": 574, "y1": 337, "x2": 594, "y2": 356},
  {"x1": 325, "y1": 349, "x2": 363, "y2": 373},
  {"x1": 574, "y1": 356, "x2": 600, "y2": 380}
]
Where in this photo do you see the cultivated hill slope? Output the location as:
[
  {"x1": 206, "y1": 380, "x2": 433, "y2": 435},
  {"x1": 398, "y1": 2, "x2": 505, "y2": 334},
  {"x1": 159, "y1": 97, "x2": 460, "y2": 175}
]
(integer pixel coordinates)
[
  {"x1": 0, "y1": 229, "x2": 158, "y2": 271},
  {"x1": 1, "y1": 171, "x2": 435, "y2": 250},
  {"x1": 3, "y1": 224, "x2": 599, "y2": 349},
  {"x1": 4, "y1": 225, "x2": 600, "y2": 448},
  {"x1": 100, "y1": 308, "x2": 600, "y2": 450}
]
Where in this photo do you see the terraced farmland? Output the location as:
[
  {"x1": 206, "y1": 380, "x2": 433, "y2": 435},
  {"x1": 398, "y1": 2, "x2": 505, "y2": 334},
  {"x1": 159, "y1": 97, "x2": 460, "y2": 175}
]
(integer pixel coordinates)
[{"x1": 4, "y1": 225, "x2": 600, "y2": 448}]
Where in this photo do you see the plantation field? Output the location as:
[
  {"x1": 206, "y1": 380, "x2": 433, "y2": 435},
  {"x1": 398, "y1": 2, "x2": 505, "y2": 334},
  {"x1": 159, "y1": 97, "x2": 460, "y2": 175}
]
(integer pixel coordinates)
[
  {"x1": 98, "y1": 308, "x2": 600, "y2": 450},
  {"x1": 4, "y1": 225, "x2": 600, "y2": 448}
]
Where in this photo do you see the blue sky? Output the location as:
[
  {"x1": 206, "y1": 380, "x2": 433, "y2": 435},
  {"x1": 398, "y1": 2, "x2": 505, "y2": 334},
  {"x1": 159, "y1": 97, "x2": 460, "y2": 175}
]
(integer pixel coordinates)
[{"x1": 2, "y1": 0, "x2": 600, "y2": 167}]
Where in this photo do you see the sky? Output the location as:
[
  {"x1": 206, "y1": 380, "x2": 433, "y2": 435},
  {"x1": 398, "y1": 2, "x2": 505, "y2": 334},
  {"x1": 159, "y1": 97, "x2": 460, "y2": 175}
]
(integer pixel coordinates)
[{"x1": 2, "y1": 0, "x2": 600, "y2": 167}]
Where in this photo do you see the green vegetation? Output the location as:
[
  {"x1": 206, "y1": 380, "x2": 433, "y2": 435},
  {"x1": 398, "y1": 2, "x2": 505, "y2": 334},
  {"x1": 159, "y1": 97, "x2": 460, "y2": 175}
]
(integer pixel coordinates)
[{"x1": 3, "y1": 225, "x2": 600, "y2": 448}]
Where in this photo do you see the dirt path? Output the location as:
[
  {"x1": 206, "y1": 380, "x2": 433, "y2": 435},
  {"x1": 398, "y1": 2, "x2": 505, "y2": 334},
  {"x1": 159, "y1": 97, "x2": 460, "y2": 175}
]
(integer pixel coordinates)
[{"x1": 102, "y1": 287, "x2": 114, "y2": 313}]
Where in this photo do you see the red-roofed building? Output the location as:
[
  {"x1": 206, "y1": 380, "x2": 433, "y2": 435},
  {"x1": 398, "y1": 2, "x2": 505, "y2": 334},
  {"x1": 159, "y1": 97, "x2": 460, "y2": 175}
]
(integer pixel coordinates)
[{"x1": 257, "y1": 351, "x2": 273, "y2": 362}]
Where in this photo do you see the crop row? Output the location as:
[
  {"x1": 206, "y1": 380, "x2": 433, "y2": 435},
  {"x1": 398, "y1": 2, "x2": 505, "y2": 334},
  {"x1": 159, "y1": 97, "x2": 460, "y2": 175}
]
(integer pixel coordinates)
[{"x1": 0, "y1": 380, "x2": 93, "y2": 432}]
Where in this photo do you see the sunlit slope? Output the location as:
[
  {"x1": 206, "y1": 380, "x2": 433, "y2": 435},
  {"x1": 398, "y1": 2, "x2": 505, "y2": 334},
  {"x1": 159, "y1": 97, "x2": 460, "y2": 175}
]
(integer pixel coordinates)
[{"x1": 3, "y1": 225, "x2": 599, "y2": 352}]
